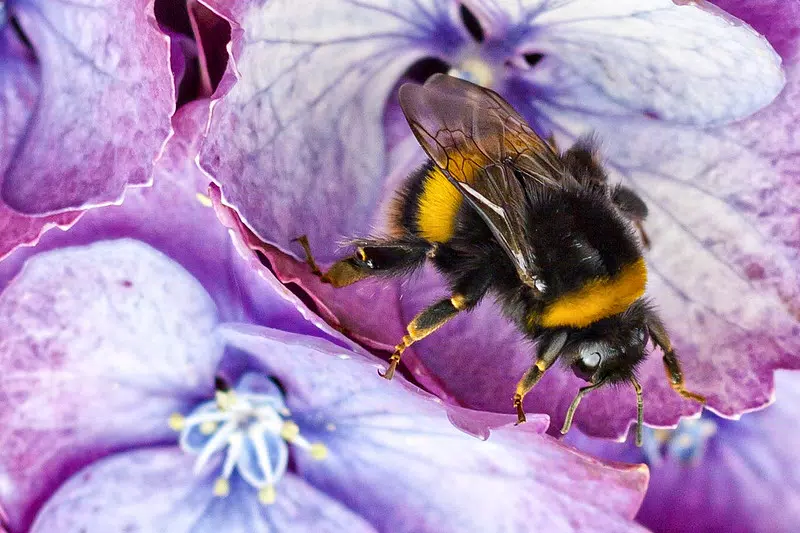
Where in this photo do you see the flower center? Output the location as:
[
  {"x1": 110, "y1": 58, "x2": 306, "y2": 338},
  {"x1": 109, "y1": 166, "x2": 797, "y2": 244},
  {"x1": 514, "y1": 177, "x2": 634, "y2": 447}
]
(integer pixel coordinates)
[
  {"x1": 168, "y1": 378, "x2": 326, "y2": 504},
  {"x1": 644, "y1": 418, "x2": 718, "y2": 466},
  {"x1": 449, "y1": 57, "x2": 494, "y2": 88}
]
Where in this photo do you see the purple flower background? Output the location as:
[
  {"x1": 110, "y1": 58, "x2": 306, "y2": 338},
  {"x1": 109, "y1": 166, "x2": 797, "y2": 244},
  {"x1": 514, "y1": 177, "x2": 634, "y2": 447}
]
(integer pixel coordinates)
[
  {"x1": 194, "y1": 0, "x2": 800, "y2": 440},
  {"x1": 1, "y1": 0, "x2": 799, "y2": 531}
]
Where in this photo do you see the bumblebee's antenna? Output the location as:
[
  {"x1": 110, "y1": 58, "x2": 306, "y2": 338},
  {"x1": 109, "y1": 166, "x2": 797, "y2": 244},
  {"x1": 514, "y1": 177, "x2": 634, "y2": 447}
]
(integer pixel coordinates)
[
  {"x1": 561, "y1": 380, "x2": 606, "y2": 436},
  {"x1": 630, "y1": 376, "x2": 644, "y2": 446}
]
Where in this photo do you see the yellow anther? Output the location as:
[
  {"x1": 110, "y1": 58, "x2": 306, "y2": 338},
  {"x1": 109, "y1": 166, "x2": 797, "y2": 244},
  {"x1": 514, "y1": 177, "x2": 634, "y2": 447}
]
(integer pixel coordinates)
[
  {"x1": 200, "y1": 421, "x2": 217, "y2": 435},
  {"x1": 168, "y1": 413, "x2": 185, "y2": 431},
  {"x1": 310, "y1": 443, "x2": 328, "y2": 460},
  {"x1": 675, "y1": 433, "x2": 694, "y2": 449},
  {"x1": 258, "y1": 485, "x2": 276, "y2": 505},
  {"x1": 195, "y1": 192, "x2": 213, "y2": 207},
  {"x1": 213, "y1": 477, "x2": 230, "y2": 497},
  {"x1": 215, "y1": 390, "x2": 236, "y2": 411},
  {"x1": 280, "y1": 421, "x2": 300, "y2": 442}
]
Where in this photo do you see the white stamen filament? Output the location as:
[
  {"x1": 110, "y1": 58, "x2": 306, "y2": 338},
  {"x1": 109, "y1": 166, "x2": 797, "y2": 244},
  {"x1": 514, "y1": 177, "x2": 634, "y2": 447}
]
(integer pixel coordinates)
[{"x1": 170, "y1": 384, "x2": 328, "y2": 505}]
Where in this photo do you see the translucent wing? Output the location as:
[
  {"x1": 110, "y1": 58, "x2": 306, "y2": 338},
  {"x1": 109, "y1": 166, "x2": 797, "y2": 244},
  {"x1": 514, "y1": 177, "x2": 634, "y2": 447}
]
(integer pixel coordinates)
[{"x1": 398, "y1": 74, "x2": 566, "y2": 289}]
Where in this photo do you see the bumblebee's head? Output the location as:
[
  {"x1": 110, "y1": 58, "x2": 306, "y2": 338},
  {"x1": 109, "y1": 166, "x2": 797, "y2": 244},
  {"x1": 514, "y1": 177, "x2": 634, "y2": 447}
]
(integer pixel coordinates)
[
  {"x1": 566, "y1": 300, "x2": 651, "y2": 385},
  {"x1": 542, "y1": 300, "x2": 655, "y2": 445}
]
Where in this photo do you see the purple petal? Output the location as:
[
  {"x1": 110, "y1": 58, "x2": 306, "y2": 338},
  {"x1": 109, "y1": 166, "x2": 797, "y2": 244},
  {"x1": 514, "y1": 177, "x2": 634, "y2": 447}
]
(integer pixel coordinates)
[
  {"x1": 520, "y1": 0, "x2": 784, "y2": 125},
  {"x1": 30, "y1": 447, "x2": 377, "y2": 533},
  {"x1": 0, "y1": 23, "x2": 82, "y2": 259},
  {"x1": 197, "y1": 0, "x2": 464, "y2": 261},
  {"x1": 1, "y1": 0, "x2": 173, "y2": 215},
  {"x1": 220, "y1": 324, "x2": 649, "y2": 533},
  {"x1": 0, "y1": 239, "x2": 221, "y2": 531},
  {"x1": 569, "y1": 370, "x2": 800, "y2": 533}
]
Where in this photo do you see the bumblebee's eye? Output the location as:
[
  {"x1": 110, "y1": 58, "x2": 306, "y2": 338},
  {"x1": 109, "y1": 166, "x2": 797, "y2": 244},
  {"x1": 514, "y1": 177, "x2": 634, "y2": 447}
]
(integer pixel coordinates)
[
  {"x1": 581, "y1": 351, "x2": 601, "y2": 369},
  {"x1": 573, "y1": 343, "x2": 605, "y2": 381}
]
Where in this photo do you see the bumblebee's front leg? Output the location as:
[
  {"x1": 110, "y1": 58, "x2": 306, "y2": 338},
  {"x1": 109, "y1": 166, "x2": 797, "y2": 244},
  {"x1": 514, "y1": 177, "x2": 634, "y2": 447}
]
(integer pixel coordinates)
[
  {"x1": 294, "y1": 235, "x2": 431, "y2": 288},
  {"x1": 514, "y1": 331, "x2": 568, "y2": 425},
  {"x1": 647, "y1": 319, "x2": 706, "y2": 404}
]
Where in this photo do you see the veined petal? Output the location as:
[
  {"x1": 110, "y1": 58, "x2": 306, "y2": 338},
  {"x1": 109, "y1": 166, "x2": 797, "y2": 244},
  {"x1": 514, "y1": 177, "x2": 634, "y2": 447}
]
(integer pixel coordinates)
[
  {"x1": 402, "y1": 12, "x2": 800, "y2": 438},
  {"x1": 0, "y1": 23, "x2": 82, "y2": 259},
  {"x1": 520, "y1": 0, "x2": 784, "y2": 125},
  {"x1": 220, "y1": 324, "x2": 649, "y2": 533},
  {"x1": 1, "y1": 0, "x2": 173, "y2": 215},
  {"x1": 522, "y1": 49, "x2": 800, "y2": 435},
  {"x1": 0, "y1": 239, "x2": 222, "y2": 531},
  {"x1": 198, "y1": 0, "x2": 466, "y2": 260},
  {"x1": 30, "y1": 447, "x2": 377, "y2": 533}
]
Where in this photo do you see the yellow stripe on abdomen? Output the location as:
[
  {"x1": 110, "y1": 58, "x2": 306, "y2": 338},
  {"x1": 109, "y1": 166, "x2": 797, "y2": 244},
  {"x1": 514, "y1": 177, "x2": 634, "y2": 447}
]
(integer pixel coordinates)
[
  {"x1": 416, "y1": 167, "x2": 462, "y2": 243},
  {"x1": 539, "y1": 258, "x2": 648, "y2": 328}
]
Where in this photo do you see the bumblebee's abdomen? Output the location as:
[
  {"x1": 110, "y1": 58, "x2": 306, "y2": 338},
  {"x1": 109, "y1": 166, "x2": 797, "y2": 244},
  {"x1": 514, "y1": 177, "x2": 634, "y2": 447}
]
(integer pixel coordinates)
[
  {"x1": 393, "y1": 162, "x2": 463, "y2": 243},
  {"x1": 534, "y1": 257, "x2": 648, "y2": 329}
]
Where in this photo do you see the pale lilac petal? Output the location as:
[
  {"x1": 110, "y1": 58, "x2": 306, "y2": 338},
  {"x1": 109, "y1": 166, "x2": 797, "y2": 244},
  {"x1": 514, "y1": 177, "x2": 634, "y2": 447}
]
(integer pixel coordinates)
[
  {"x1": 0, "y1": 24, "x2": 82, "y2": 259},
  {"x1": 198, "y1": 0, "x2": 464, "y2": 261},
  {"x1": 569, "y1": 371, "x2": 800, "y2": 533},
  {"x1": 220, "y1": 324, "x2": 649, "y2": 533},
  {"x1": 635, "y1": 371, "x2": 800, "y2": 533},
  {"x1": 0, "y1": 239, "x2": 221, "y2": 531},
  {"x1": 30, "y1": 447, "x2": 377, "y2": 533},
  {"x1": 1, "y1": 0, "x2": 173, "y2": 214},
  {"x1": 521, "y1": 0, "x2": 784, "y2": 125}
]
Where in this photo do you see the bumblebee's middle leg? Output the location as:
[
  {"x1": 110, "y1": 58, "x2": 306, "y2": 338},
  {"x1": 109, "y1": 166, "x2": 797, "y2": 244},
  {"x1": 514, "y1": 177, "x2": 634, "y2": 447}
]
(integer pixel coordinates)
[{"x1": 294, "y1": 235, "x2": 431, "y2": 288}]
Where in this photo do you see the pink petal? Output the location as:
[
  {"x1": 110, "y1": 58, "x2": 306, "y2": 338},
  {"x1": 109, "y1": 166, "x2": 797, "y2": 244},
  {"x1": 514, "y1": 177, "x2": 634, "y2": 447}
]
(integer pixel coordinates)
[
  {"x1": 1, "y1": 0, "x2": 173, "y2": 215},
  {"x1": 0, "y1": 24, "x2": 82, "y2": 259}
]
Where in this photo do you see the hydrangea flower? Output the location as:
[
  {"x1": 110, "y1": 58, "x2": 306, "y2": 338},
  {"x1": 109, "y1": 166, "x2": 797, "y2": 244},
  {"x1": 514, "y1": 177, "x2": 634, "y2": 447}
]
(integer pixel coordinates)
[
  {"x1": 198, "y1": 0, "x2": 800, "y2": 439},
  {"x1": 0, "y1": 51, "x2": 649, "y2": 533},
  {"x1": 567, "y1": 370, "x2": 800, "y2": 533}
]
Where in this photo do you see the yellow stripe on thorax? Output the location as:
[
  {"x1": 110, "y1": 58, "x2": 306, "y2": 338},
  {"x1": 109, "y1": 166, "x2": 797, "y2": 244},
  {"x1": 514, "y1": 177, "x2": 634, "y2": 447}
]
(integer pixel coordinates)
[
  {"x1": 416, "y1": 167, "x2": 463, "y2": 243},
  {"x1": 539, "y1": 258, "x2": 647, "y2": 328}
]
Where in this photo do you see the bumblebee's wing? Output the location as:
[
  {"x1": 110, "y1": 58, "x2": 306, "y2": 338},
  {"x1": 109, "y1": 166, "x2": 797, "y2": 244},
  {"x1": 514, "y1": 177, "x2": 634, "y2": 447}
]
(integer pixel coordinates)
[
  {"x1": 398, "y1": 74, "x2": 564, "y2": 287},
  {"x1": 411, "y1": 74, "x2": 566, "y2": 187}
]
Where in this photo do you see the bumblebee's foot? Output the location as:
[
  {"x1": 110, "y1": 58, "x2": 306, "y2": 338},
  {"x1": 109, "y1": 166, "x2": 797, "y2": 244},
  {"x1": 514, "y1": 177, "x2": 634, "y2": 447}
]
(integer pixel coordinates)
[
  {"x1": 675, "y1": 386, "x2": 706, "y2": 404},
  {"x1": 513, "y1": 394, "x2": 526, "y2": 425},
  {"x1": 291, "y1": 235, "x2": 324, "y2": 278},
  {"x1": 378, "y1": 354, "x2": 401, "y2": 380},
  {"x1": 634, "y1": 221, "x2": 651, "y2": 250}
]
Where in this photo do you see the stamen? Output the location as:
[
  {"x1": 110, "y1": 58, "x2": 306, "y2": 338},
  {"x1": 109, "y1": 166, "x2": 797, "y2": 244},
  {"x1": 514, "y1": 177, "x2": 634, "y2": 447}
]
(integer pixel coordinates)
[
  {"x1": 642, "y1": 417, "x2": 718, "y2": 466},
  {"x1": 200, "y1": 421, "x2": 217, "y2": 435},
  {"x1": 213, "y1": 477, "x2": 230, "y2": 497},
  {"x1": 170, "y1": 374, "x2": 328, "y2": 504},
  {"x1": 258, "y1": 485, "x2": 276, "y2": 505},
  {"x1": 168, "y1": 413, "x2": 185, "y2": 431},
  {"x1": 280, "y1": 421, "x2": 300, "y2": 442},
  {"x1": 310, "y1": 443, "x2": 328, "y2": 460}
]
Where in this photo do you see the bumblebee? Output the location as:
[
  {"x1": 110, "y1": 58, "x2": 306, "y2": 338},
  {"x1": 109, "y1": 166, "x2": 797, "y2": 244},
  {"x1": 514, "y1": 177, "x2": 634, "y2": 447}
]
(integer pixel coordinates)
[{"x1": 296, "y1": 74, "x2": 704, "y2": 444}]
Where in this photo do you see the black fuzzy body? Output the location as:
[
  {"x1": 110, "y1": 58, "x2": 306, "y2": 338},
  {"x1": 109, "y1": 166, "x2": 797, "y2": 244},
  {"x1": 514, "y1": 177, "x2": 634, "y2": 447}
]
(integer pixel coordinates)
[{"x1": 390, "y1": 159, "x2": 643, "y2": 343}]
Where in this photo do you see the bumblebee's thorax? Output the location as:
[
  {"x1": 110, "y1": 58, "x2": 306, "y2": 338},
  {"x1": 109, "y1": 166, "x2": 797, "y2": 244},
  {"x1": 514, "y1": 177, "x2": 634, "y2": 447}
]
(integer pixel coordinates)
[{"x1": 524, "y1": 187, "x2": 647, "y2": 329}]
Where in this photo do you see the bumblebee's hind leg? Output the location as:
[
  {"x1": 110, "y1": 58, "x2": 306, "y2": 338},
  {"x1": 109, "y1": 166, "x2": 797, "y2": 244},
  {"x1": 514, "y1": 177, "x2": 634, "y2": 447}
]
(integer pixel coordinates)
[
  {"x1": 612, "y1": 185, "x2": 651, "y2": 249},
  {"x1": 293, "y1": 235, "x2": 431, "y2": 288}
]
